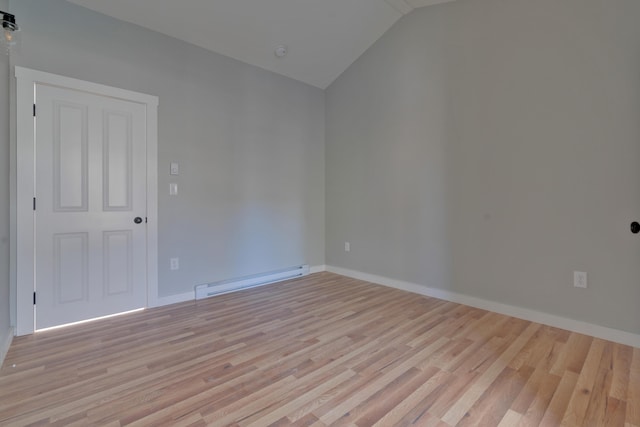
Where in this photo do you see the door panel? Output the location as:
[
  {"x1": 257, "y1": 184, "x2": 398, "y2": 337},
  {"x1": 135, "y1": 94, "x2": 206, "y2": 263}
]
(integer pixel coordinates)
[
  {"x1": 103, "y1": 110, "x2": 133, "y2": 211},
  {"x1": 53, "y1": 232, "x2": 89, "y2": 304},
  {"x1": 35, "y1": 84, "x2": 147, "y2": 330},
  {"x1": 103, "y1": 230, "x2": 133, "y2": 297},
  {"x1": 54, "y1": 101, "x2": 88, "y2": 212}
]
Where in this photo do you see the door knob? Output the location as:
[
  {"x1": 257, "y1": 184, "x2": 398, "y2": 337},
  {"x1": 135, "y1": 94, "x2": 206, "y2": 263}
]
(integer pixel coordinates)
[
  {"x1": 134, "y1": 217, "x2": 143, "y2": 224},
  {"x1": 631, "y1": 222, "x2": 640, "y2": 234}
]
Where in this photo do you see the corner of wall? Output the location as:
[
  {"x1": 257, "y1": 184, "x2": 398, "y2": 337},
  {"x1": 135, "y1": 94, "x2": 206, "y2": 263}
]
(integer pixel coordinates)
[{"x1": 0, "y1": 326, "x2": 14, "y2": 368}]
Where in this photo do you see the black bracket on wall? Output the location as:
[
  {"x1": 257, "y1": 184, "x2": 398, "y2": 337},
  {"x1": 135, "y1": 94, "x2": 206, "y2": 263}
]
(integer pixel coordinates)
[{"x1": 631, "y1": 222, "x2": 640, "y2": 234}]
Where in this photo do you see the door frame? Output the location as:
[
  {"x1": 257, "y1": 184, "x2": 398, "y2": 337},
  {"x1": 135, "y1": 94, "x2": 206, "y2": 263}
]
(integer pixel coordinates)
[{"x1": 14, "y1": 67, "x2": 159, "y2": 336}]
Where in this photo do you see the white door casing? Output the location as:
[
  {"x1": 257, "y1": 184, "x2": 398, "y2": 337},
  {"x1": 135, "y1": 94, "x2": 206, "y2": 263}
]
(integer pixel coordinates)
[{"x1": 15, "y1": 67, "x2": 158, "y2": 335}]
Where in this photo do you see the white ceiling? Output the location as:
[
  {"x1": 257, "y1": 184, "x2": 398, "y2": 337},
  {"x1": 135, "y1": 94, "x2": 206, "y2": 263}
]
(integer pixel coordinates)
[{"x1": 67, "y1": 0, "x2": 454, "y2": 89}]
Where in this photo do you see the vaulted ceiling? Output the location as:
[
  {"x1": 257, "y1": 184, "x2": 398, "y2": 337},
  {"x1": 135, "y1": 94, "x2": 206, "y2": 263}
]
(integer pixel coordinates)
[{"x1": 66, "y1": 0, "x2": 455, "y2": 89}]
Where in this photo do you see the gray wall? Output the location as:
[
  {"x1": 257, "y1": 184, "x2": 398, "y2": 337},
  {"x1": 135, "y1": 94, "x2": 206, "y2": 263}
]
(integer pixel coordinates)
[
  {"x1": 10, "y1": 0, "x2": 325, "y2": 301},
  {"x1": 326, "y1": 0, "x2": 640, "y2": 334},
  {"x1": 6, "y1": 0, "x2": 640, "y2": 338},
  {"x1": 0, "y1": 0, "x2": 10, "y2": 344}
]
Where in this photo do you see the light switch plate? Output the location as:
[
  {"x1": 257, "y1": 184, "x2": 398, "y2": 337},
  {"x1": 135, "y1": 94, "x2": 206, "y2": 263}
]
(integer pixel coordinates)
[
  {"x1": 169, "y1": 183, "x2": 178, "y2": 195},
  {"x1": 170, "y1": 162, "x2": 179, "y2": 175}
]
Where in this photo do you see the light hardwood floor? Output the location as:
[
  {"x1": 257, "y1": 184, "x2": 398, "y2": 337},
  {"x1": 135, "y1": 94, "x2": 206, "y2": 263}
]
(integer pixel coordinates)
[{"x1": 0, "y1": 272, "x2": 638, "y2": 426}]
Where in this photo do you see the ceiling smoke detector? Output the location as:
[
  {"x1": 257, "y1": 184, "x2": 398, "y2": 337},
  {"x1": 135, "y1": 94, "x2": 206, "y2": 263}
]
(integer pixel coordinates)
[{"x1": 274, "y1": 45, "x2": 287, "y2": 58}]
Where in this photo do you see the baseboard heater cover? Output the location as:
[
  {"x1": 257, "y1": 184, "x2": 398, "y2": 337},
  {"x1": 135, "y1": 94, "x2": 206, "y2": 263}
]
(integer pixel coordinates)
[{"x1": 195, "y1": 264, "x2": 310, "y2": 300}]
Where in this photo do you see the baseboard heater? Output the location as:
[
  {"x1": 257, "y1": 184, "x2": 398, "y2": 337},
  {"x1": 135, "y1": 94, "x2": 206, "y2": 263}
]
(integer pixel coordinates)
[{"x1": 195, "y1": 264, "x2": 310, "y2": 300}]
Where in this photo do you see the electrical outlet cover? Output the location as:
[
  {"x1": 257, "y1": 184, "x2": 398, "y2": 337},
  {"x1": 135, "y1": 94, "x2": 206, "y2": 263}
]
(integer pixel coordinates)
[{"x1": 574, "y1": 271, "x2": 587, "y2": 288}]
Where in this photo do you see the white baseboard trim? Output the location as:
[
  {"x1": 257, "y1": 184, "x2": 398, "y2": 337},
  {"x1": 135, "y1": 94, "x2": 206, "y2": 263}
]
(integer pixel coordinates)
[
  {"x1": 153, "y1": 291, "x2": 195, "y2": 308},
  {"x1": 310, "y1": 265, "x2": 327, "y2": 274},
  {"x1": 0, "y1": 326, "x2": 14, "y2": 369},
  {"x1": 326, "y1": 265, "x2": 640, "y2": 349},
  {"x1": 152, "y1": 265, "x2": 327, "y2": 308}
]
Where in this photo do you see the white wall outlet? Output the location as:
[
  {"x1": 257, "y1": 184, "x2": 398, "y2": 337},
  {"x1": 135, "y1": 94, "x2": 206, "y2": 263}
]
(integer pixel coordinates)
[
  {"x1": 170, "y1": 162, "x2": 180, "y2": 175},
  {"x1": 170, "y1": 258, "x2": 179, "y2": 270},
  {"x1": 574, "y1": 271, "x2": 587, "y2": 288},
  {"x1": 344, "y1": 242, "x2": 350, "y2": 252},
  {"x1": 169, "y1": 183, "x2": 178, "y2": 195}
]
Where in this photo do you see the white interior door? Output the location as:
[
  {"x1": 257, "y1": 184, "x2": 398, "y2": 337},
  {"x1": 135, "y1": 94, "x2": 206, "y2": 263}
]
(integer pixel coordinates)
[{"x1": 34, "y1": 84, "x2": 148, "y2": 330}]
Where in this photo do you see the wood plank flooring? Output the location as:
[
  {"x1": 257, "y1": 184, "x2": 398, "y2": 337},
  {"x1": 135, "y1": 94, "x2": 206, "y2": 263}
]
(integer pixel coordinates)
[{"x1": 0, "y1": 272, "x2": 637, "y2": 426}]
